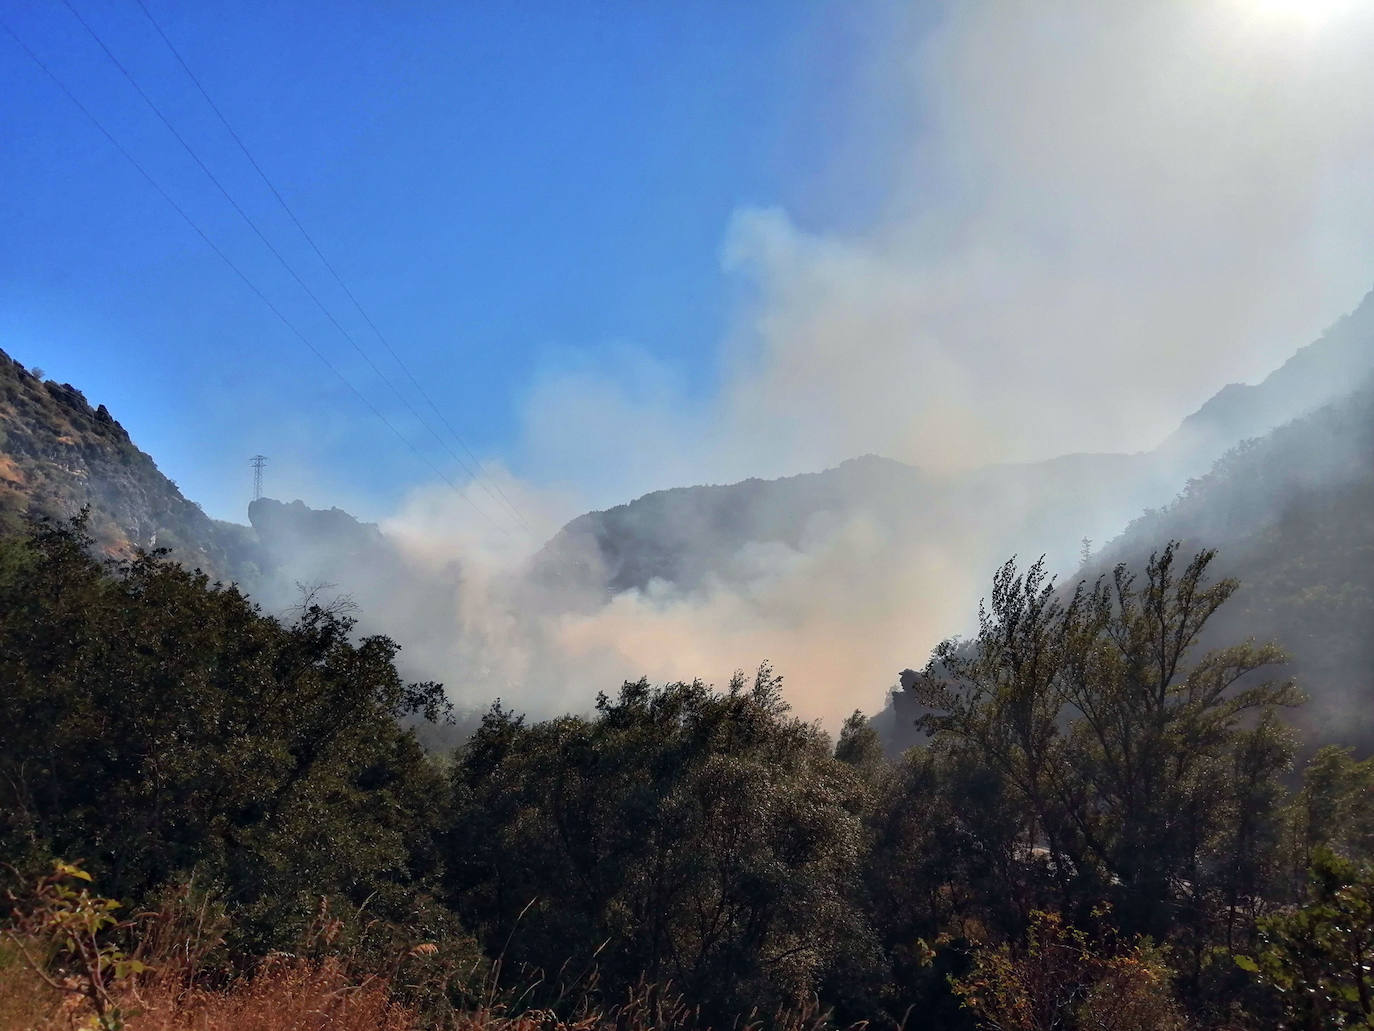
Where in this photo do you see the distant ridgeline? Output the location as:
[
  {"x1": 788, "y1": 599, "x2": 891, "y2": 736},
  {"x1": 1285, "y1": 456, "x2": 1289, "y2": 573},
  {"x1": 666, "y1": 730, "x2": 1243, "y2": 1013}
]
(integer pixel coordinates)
[
  {"x1": 884, "y1": 369, "x2": 1374, "y2": 752},
  {"x1": 0, "y1": 346, "x2": 412, "y2": 616},
  {"x1": 0, "y1": 347, "x2": 260, "y2": 581},
  {"x1": 3, "y1": 281, "x2": 1373, "y2": 753},
  {"x1": 1090, "y1": 372, "x2": 1374, "y2": 749}
]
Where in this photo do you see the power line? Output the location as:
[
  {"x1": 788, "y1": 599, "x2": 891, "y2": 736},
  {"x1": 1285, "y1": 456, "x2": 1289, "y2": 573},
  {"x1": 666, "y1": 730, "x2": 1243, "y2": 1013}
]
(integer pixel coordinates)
[
  {"x1": 131, "y1": 0, "x2": 535, "y2": 535},
  {"x1": 0, "y1": 15, "x2": 499, "y2": 529},
  {"x1": 57, "y1": 0, "x2": 516, "y2": 533}
]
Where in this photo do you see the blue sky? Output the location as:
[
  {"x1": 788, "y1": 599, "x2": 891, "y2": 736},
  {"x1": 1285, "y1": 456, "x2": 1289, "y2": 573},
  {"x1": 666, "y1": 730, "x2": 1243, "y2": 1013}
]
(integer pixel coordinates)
[
  {"x1": 9, "y1": 0, "x2": 1374, "y2": 722},
  {"x1": 5, "y1": 1, "x2": 1374, "y2": 537},
  {"x1": 1, "y1": 0, "x2": 917, "y2": 523}
]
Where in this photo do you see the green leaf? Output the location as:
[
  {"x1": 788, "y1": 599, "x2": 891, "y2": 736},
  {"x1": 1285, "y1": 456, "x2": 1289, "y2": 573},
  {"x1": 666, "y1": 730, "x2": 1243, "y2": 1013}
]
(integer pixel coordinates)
[
  {"x1": 1233, "y1": 954, "x2": 1259, "y2": 973},
  {"x1": 56, "y1": 861, "x2": 92, "y2": 881}
]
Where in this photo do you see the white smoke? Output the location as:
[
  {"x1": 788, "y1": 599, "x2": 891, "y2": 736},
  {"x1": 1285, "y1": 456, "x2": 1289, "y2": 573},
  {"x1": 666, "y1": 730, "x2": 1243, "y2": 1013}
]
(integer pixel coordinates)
[{"x1": 271, "y1": 0, "x2": 1374, "y2": 730}]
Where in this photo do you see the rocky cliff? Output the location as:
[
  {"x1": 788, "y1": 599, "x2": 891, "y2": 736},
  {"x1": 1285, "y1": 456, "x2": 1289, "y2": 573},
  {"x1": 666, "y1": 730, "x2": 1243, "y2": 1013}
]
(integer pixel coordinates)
[{"x1": 0, "y1": 347, "x2": 260, "y2": 580}]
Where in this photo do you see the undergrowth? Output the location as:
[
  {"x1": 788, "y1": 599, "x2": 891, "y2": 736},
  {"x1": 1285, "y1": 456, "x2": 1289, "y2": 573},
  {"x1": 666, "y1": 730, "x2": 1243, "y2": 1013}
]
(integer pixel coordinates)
[{"x1": 0, "y1": 863, "x2": 860, "y2": 1031}]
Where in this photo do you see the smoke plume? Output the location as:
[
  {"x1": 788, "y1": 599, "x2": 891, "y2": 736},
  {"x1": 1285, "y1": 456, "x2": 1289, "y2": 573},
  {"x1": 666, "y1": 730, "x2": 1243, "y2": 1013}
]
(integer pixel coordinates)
[{"x1": 260, "y1": 0, "x2": 1374, "y2": 729}]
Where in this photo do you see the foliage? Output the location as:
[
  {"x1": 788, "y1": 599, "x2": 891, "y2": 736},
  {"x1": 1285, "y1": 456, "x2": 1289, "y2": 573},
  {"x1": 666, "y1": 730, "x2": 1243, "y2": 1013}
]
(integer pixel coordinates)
[
  {"x1": 446, "y1": 668, "x2": 875, "y2": 1023},
  {"x1": 0, "y1": 515, "x2": 456, "y2": 961},
  {"x1": 1238, "y1": 849, "x2": 1374, "y2": 1029},
  {"x1": 914, "y1": 544, "x2": 1299, "y2": 945},
  {"x1": 1, "y1": 513, "x2": 1371, "y2": 1030},
  {"x1": 951, "y1": 910, "x2": 1189, "y2": 1031},
  {"x1": 1103, "y1": 375, "x2": 1374, "y2": 752},
  {"x1": 1293, "y1": 746, "x2": 1374, "y2": 871},
  {"x1": 2, "y1": 860, "x2": 147, "y2": 1028}
]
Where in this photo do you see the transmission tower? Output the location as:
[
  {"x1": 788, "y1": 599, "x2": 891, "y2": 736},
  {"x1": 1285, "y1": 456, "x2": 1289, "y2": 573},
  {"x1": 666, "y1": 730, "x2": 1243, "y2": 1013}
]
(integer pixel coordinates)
[{"x1": 249, "y1": 455, "x2": 268, "y2": 501}]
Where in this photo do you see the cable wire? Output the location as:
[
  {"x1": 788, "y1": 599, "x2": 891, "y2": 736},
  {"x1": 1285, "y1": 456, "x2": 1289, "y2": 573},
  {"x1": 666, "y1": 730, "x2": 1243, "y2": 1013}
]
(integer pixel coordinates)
[
  {"x1": 131, "y1": 0, "x2": 536, "y2": 535},
  {"x1": 1, "y1": 15, "x2": 500, "y2": 529},
  {"x1": 59, "y1": 0, "x2": 516, "y2": 532}
]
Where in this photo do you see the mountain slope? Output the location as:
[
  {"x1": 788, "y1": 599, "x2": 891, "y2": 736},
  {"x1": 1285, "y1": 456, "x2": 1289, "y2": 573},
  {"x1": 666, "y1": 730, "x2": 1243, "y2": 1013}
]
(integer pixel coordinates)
[
  {"x1": 1160, "y1": 286, "x2": 1374, "y2": 465},
  {"x1": 0, "y1": 347, "x2": 260, "y2": 580},
  {"x1": 1093, "y1": 375, "x2": 1374, "y2": 748},
  {"x1": 534, "y1": 288, "x2": 1374, "y2": 611},
  {"x1": 532, "y1": 449, "x2": 1152, "y2": 615}
]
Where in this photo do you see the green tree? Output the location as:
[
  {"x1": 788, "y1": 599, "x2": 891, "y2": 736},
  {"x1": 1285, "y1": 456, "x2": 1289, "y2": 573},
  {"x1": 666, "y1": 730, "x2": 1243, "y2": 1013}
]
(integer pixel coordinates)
[
  {"x1": 445, "y1": 666, "x2": 875, "y2": 1022},
  {"x1": 915, "y1": 544, "x2": 1299, "y2": 943},
  {"x1": 1292, "y1": 746, "x2": 1374, "y2": 874},
  {"x1": 858, "y1": 739, "x2": 1022, "y2": 1029},
  {"x1": 1240, "y1": 849, "x2": 1374, "y2": 1030},
  {"x1": 0, "y1": 515, "x2": 453, "y2": 957}
]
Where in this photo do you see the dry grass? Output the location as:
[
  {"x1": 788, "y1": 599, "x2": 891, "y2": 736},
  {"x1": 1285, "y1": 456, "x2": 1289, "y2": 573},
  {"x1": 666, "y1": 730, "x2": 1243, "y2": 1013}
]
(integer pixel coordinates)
[
  {"x1": 0, "y1": 946, "x2": 65, "y2": 1030},
  {"x1": 126, "y1": 957, "x2": 420, "y2": 1031},
  {"x1": 0, "y1": 955, "x2": 420, "y2": 1031},
  {"x1": 1, "y1": 961, "x2": 854, "y2": 1031},
  {"x1": 0, "y1": 878, "x2": 851, "y2": 1031},
  {"x1": 0, "y1": 453, "x2": 25, "y2": 486}
]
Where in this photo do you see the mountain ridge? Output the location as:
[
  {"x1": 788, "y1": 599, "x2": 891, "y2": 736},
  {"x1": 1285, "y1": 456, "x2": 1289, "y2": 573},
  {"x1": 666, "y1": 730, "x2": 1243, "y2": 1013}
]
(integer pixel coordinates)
[
  {"x1": 535, "y1": 286, "x2": 1374, "y2": 604},
  {"x1": 3, "y1": 283, "x2": 1370, "y2": 733},
  {"x1": 0, "y1": 348, "x2": 261, "y2": 580}
]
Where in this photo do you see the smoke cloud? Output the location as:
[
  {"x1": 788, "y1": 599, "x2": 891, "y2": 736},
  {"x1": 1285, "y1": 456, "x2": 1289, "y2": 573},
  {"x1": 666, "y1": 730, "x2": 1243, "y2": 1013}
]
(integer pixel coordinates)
[{"x1": 264, "y1": 1, "x2": 1374, "y2": 729}]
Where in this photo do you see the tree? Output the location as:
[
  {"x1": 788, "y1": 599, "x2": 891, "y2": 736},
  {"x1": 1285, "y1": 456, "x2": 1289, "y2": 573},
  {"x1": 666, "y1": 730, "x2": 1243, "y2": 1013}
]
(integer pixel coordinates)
[
  {"x1": 858, "y1": 739, "x2": 1023, "y2": 1028},
  {"x1": 1292, "y1": 746, "x2": 1374, "y2": 875},
  {"x1": 0, "y1": 515, "x2": 453, "y2": 957},
  {"x1": 915, "y1": 556, "x2": 1071, "y2": 897},
  {"x1": 952, "y1": 910, "x2": 1188, "y2": 1031},
  {"x1": 445, "y1": 666, "x2": 876, "y2": 1022},
  {"x1": 915, "y1": 544, "x2": 1300, "y2": 942},
  {"x1": 835, "y1": 709, "x2": 890, "y2": 788},
  {"x1": 1240, "y1": 849, "x2": 1374, "y2": 1030}
]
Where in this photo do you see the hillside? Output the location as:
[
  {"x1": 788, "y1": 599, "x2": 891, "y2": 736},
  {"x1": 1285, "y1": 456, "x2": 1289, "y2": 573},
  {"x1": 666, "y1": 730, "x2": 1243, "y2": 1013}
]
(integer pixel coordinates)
[
  {"x1": 1159, "y1": 286, "x2": 1374, "y2": 464},
  {"x1": 531, "y1": 450, "x2": 1152, "y2": 615},
  {"x1": 0, "y1": 347, "x2": 261, "y2": 581},
  {"x1": 4, "y1": 285, "x2": 1371, "y2": 738},
  {"x1": 537, "y1": 290, "x2": 1374, "y2": 613},
  {"x1": 880, "y1": 372, "x2": 1374, "y2": 753},
  {"x1": 1094, "y1": 375, "x2": 1374, "y2": 748}
]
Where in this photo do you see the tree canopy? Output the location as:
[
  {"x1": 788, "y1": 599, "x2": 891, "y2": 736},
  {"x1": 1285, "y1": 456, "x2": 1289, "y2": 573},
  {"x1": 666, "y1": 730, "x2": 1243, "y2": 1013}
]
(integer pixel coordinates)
[
  {"x1": 1, "y1": 520, "x2": 1370, "y2": 1029},
  {"x1": 0, "y1": 515, "x2": 450, "y2": 955}
]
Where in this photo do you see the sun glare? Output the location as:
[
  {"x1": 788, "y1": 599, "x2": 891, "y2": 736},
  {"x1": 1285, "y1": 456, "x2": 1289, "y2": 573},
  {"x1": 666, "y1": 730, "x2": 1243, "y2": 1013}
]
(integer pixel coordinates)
[{"x1": 1240, "y1": 0, "x2": 1363, "y2": 30}]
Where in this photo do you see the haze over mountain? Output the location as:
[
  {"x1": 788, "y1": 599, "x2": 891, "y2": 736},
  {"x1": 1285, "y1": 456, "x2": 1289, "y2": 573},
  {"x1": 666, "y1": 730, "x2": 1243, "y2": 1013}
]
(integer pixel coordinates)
[
  {"x1": 538, "y1": 285, "x2": 1374, "y2": 602},
  {"x1": 524, "y1": 289, "x2": 1374, "y2": 727},
  {"x1": 9, "y1": 3, "x2": 1374, "y2": 1025},
  {"x1": 4, "y1": 284, "x2": 1370, "y2": 732},
  {"x1": 7, "y1": 0, "x2": 1374, "y2": 732}
]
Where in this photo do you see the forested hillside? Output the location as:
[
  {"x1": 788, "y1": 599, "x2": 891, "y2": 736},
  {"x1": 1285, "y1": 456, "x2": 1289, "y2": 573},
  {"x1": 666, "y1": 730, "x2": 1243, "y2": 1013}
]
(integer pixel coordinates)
[
  {"x1": 3, "y1": 516, "x2": 1371, "y2": 1030},
  {"x1": 1096, "y1": 375, "x2": 1374, "y2": 749}
]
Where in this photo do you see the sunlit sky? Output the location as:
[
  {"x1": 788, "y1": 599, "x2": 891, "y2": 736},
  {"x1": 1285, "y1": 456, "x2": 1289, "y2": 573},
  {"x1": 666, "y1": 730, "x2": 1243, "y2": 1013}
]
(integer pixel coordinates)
[{"x1": 4, "y1": 1, "x2": 1373, "y2": 532}]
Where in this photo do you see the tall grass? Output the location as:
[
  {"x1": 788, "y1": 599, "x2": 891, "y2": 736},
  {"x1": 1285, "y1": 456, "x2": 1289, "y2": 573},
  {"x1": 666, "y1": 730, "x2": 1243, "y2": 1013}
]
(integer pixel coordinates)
[
  {"x1": 0, "y1": 952, "x2": 855, "y2": 1031},
  {"x1": 123, "y1": 957, "x2": 418, "y2": 1031},
  {"x1": 0, "y1": 866, "x2": 862, "y2": 1031}
]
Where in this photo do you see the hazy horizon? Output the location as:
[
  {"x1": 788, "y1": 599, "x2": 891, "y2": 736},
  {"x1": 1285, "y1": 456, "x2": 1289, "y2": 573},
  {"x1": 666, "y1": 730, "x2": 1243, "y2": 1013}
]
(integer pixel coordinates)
[{"x1": 6, "y1": 0, "x2": 1374, "y2": 725}]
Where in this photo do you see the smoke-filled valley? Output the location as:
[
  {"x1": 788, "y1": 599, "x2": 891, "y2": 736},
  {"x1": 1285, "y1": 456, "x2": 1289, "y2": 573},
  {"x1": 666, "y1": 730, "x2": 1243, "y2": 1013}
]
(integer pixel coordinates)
[
  {"x1": 110, "y1": 283, "x2": 1359, "y2": 745},
  {"x1": 4, "y1": 282, "x2": 1372, "y2": 746},
  {"x1": 7, "y1": 2, "x2": 1374, "y2": 1027}
]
